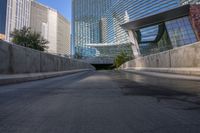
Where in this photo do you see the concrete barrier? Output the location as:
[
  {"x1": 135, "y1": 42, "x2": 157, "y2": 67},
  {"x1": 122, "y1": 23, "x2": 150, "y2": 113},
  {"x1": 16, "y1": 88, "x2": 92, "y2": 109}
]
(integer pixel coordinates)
[
  {"x1": 0, "y1": 40, "x2": 95, "y2": 74},
  {"x1": 121, "y1": 42, "x2": 200, "y2": 69}
]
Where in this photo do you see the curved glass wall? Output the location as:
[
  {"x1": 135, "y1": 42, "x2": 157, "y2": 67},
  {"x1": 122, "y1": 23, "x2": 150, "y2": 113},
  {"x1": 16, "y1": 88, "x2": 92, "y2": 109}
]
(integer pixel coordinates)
[
  {"x1": 166, "y1": 17, "x2": 197, "y2": 47},
  {"x1": 140, "y1": 26, "x2": 159, "y2": 42},
  {"x1": 135, "y1": 16, "x2": 198, "y2": 56},
  {"x1": 138, "y1": 24, "x2": 173, "y2": 56}
]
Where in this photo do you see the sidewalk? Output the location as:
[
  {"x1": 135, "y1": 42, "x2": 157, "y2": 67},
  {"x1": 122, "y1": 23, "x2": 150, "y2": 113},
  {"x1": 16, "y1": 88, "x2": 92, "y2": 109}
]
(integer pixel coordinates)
[
  {"x1": 0, "y1": 69, "x2": 92, "y2": 85},
  {"x1": 122, "y1": 68, "x2": 200, "y2": 81}
]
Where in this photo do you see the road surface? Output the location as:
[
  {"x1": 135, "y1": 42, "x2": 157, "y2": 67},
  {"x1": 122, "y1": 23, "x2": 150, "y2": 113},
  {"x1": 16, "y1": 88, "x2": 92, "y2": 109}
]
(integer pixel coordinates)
[{"x1": 0, "y1": 71, "x2": 200, "y2": 133}]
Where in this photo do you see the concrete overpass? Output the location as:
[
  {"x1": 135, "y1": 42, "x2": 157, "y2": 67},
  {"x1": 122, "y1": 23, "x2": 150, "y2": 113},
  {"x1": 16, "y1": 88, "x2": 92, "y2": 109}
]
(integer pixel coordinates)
[
  {"x1": 80, "y1": 57, "x2": 115, "y2": 70},
  {"x1": 81, "y1": 57, "x2": 114, "y2": 65}
]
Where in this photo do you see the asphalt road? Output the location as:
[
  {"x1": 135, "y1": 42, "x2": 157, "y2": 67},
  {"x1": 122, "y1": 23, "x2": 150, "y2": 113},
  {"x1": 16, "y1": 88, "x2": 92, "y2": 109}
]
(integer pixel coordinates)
[{"x1": 0, "y1": 70, "x2": 200, "y2": 133}]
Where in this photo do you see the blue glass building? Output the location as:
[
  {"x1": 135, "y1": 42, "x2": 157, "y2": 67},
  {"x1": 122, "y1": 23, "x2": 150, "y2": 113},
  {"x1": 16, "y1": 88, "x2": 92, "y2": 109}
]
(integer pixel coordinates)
[
  {"x1": 72, "y1": 0, "x2": 200, "y2": 57},
  {"x1": 103, "y1": 0, "x2": 180, "y2": 51},
  {"x1": 72, "y1": 0, "x2": 116, "y2": 57},
  {"x1": 121, "y1": 4, "x2": 200, "y2": 56},
  {"x1": 0, "y1": 0, "x2": 7, "y2": 36}
]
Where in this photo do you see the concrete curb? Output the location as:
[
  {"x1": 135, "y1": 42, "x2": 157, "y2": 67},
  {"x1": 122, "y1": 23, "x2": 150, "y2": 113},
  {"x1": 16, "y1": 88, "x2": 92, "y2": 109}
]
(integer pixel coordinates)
[
  {"x1": 122, "y1": 69, "x2": 200, "y2": 81},
  {"x1": 0, "y1": 69, "x2": 93, "y2": 85},
  {"x1": 124, "y1": 67, "x2": 200, "y2": 76}
]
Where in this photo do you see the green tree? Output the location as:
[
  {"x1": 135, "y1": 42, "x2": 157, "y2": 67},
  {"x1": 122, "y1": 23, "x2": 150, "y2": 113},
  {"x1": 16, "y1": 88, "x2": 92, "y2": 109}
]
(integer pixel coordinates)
[
  {"x1": 114, "y1": 51, "x2": 133, "y2": 68},
  {"x1": 12, "y1": 27, "x2": 48, "y2": 51}
]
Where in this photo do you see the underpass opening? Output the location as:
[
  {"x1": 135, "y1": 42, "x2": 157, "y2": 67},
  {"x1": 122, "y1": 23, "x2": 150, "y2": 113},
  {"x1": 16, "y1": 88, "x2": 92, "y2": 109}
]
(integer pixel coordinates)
[{"x1": 92, "y1": 64, "x2": 115, "y2": 70}]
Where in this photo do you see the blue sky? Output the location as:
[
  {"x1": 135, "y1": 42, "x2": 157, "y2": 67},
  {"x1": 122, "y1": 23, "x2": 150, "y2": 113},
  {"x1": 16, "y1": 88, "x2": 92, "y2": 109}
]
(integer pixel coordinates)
[{"x1": 37, "y1": 0, "x2": 72, "y2": 22}]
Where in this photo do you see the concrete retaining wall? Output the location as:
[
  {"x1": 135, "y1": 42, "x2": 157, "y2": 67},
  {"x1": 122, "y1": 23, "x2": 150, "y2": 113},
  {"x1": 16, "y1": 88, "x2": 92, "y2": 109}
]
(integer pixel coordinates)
[
  {"x1": 121, "y1": 42, "x2": 200, "y2": 69},
  {"x1": 0, "y1": 40, "x2": 94, "y2": 74}
]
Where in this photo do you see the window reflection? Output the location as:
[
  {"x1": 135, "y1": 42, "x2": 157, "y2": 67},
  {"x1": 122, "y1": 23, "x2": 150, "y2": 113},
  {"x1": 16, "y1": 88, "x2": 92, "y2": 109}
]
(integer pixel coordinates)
[{"x1": 165, "y1": 16, "x2": 197, "y2": 47}]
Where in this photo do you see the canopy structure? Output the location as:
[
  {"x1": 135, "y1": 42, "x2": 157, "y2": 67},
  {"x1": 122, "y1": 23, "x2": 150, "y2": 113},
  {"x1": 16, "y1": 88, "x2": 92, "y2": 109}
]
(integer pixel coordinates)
[
  {"x1": 121, "y1": 5, "x2": 190, "y2": 31},
  {"x1": 86, "y1": 42, "x2": 133, "y2": 57}
]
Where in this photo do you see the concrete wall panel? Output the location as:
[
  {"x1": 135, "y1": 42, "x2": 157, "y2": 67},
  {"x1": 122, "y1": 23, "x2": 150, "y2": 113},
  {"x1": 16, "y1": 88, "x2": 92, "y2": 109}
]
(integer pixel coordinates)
[
  {"x1": 40, "y1": 53, "x2": 61, "y2": 72},
  {"x1": 10, "y1": 44, "x2": 27, "y2": 74},
  {"x1": 0, "y1": 40, "x2": 94, "y2": 74},
  {"x1": 157, "y1": 51, "x2": 171, "y2": 68},
  {"x1": 0, "y1": 41, "x2": 10, "y2": 74},
  {"x1": 25, "y1": 48, "x2": 41, "y2": 73},
  {"x1": 121, "y1": 42, "x2": 200, "y2": 69},
  {"x1": 170, "y1": 44, "x2": 196, "y2": 67}
]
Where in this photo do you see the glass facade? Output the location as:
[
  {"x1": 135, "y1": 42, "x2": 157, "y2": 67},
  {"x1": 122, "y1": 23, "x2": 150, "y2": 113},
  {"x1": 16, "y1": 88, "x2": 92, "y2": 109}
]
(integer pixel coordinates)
[
  {"x1": 72, "y1": 0, "x2": 200, "y2": 57},
  {"x1": 166, "y1": 17, "x2": 197, "y2": 47},
  {"x1": 135, "y1": 16, "x2": 198, "y2": 56},
  {"x1": 102, "y1": 0, "x2": 179, "y2": 56},
  {"x1": 72, "y1": 0, "x2": 180, "y2": 57},
  {"x1": 137, "y1": 24, "x2": 173, "y2": 56},
  {"x1": 72, "y1": 0, "x2": 115, "y2": 57},
  {"x1": 0, "y1": 0, "x2": 7, "y2": 35},
  {"x1": 104, "y1": 0, "x2": 179, "y2": 43}
]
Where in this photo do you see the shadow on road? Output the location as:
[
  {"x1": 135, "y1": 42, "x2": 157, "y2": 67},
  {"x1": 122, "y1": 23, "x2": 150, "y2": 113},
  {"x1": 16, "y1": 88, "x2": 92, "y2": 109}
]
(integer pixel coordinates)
[{"x1": 108, "y1": 70, "x2": 200, "y2": 110}]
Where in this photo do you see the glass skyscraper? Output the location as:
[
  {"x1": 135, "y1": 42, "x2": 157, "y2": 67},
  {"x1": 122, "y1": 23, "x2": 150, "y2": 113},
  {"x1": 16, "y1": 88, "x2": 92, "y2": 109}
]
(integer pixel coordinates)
[
  {"x1": 103, "y1": 0, "x2": 180, "y2": 47},
  {"x1": 72, "y1": 0, "x2": 180, "y2": 57},
  {"x1": 95, "y1": 0, "x2": 180, "y2": 57},
  {"x1": 0, "y1": 0, "x2": 8, "y2": 40},
  {"x1": 72, "y1": 0, "x2": 115, "y2": 57},
  {"x1": 72, "y1": 0, "x2": 200, "y2": 57}
]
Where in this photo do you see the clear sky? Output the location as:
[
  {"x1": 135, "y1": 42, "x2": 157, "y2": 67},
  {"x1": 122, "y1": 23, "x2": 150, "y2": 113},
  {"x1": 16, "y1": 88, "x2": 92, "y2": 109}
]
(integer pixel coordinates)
[{"x1": 37, "y1": 0, "x2": 72, "y2": 22}]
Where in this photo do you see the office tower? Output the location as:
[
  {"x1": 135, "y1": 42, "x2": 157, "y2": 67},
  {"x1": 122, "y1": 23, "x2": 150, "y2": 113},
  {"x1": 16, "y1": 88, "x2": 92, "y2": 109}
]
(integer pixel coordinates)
[
  {"x1": 0, "y1": 0, "x2": 32, "y2": 41},
  {"x1": 104, "y1": 0, "x2": 180, "y2": 46},
  {"x1": 72, "y1": 0, "x2": 180, "y2": 57},
  {"x1": 72, "y1": 0, "x2": 115, "y2": 57},
  {"x1": 0, "y1": 0, "x2": 7, "y2": 40},
  {"x1": 30, "y1": 1, "x2": 71, "y2": 56}
]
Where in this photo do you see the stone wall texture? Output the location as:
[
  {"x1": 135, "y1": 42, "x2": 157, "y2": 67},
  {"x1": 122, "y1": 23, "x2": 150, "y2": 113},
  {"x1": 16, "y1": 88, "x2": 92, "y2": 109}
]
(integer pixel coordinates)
[
  {"x1": 120, "y1": 42, "x2": 200, "y2": 69},
  {"x1": 190, "y1": 5, "x2": 200, "y2": 41},
  {"x1": 0, "y1": 40, "x2": 95, "y2": 74}
]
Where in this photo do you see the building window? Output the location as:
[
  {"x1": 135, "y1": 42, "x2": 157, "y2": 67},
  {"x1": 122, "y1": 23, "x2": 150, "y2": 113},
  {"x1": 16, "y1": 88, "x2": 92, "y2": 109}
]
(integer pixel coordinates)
[{"x1": 165, "y1": 16, "x2": 197, "y2": 47}]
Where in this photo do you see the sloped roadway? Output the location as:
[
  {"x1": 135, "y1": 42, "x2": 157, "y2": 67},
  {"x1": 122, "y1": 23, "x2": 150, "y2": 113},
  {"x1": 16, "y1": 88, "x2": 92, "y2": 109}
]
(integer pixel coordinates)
[{"x1": 0, "y1": 70, "x2": 200, "y2": 133}]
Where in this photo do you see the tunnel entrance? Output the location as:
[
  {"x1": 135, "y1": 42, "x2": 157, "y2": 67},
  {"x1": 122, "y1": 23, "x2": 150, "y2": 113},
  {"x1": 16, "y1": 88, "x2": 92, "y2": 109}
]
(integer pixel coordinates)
[{"x1": 92, "y1": 64, "x2": 115, "y2": 70}]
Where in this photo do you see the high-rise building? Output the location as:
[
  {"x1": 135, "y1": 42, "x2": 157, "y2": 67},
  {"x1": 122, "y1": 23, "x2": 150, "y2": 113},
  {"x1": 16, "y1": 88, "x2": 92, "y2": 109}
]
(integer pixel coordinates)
[
  {"x1": 0, "y1": 0, "x2": 32, "y2": 41},
  {"x1": 181, "y1": 0, "x2": 200, "y2": 5},
  {"x1": 0, "y1": 0, "x2": 7, "y2": 40},
  {"x1": 30, "y1": 1, "x2": 71, "y2": 56},
  {"x1": 72, "y1": 0, "x2": 115, "y2": 57},
  {"x1": 122, "y1": 4, "x2": 200, "y2": 56},
  {"x1": 72, "y1": 0, "x2": 181, "y2": 57},
  {"x1": 104, "y1": 0, "x2": 180, "y2": 46}
]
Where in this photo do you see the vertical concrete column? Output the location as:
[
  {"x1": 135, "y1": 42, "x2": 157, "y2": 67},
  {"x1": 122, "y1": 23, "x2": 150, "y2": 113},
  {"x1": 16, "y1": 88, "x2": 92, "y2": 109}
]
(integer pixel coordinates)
[{"x1": 128, "y1": 30, "x2": 141, "y2": 58}]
